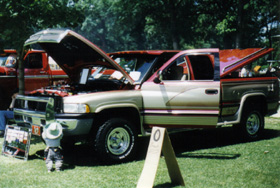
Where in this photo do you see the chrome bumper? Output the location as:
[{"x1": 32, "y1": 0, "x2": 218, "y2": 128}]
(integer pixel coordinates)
[
  {"x1": 14, "y1": 95, "x2": 93, "y2": 136},
  {"x1": 14, "y1": 108, "x2": 93, "y2": 136}
]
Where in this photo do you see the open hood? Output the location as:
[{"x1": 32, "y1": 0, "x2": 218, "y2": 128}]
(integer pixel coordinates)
[
  {"x1": 220, "y1": 48, "x2": 273, "y2": 78},
  {"x1": 24, "y1": 29, "x2": 134, "y2": 84}
]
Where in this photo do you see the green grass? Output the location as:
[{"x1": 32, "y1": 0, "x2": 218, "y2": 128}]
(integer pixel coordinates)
[{"x1": 0, "y1": 117, "x2": 279, "y2": 188}]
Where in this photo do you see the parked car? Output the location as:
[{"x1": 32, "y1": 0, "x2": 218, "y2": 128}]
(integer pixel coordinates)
[{"x1": 14, "y1": 29, "x2": 279, "y2": 164}]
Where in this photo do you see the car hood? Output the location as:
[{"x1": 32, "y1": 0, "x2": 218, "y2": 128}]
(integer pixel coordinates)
[
  {"x1": 220, "y1": 48, "x2": 273, "y2": 78},
  {"x1": 24, "y1": 29, "x2": 134, "y2": 84}
]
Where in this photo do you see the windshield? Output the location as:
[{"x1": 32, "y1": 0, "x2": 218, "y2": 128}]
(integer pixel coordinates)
[
  {"x1": 87, "y1": 66, "x2": 125, "y2": 82},
  {"x1": 0, "y1": 54, "x2": 17, "y2": 68},
  {"x1": 80, "y1": 59, "x2": 155, "y2": 86},
  {"x1": 111, "y1": 55, "x2": 157, "y2": 82}
]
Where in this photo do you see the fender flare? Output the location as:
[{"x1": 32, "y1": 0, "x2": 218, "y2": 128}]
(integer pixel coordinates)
[
  {"x1": 218, "y1": 92, "x2": 265, "y2": 126},
  {"x1": 237, "y1": 93, "x2": 265, "y2": 121},
  {"x1": 95, "y1": 103, "x2": 146, "y2": 136}
]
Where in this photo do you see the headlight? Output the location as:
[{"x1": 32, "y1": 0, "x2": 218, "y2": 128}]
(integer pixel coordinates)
[{"x1": 63, "y1": 103, "x2": 90, "y2": 113}]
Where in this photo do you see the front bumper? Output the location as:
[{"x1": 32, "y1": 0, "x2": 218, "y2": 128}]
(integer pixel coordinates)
[
  {"x1": 13, "y1": 95, "x2": 94, "y2": 136},
  {"x1": 55, "y1": 114, "x2": 94, "y2": 136},
  {"x1": 14, "y1": 109, "x2": 94, "y2": 136}
]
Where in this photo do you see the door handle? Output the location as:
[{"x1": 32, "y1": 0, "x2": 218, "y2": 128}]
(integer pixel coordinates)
[{"x1": 205, "y1": 89, "x2": 218, "y2": 95}]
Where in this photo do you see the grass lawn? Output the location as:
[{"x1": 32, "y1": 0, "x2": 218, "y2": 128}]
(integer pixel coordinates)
[{"x1": 0, "y1": 117, "x2": 279, "y2": 188}]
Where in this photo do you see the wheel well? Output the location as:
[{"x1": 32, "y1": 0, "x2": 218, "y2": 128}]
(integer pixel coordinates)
[
  {"x1": 93, "y1": 107, "x2": 141, "y2": 135},
  {"x1": 243, "y1": 95, "x2": 267, "y2": 115}
]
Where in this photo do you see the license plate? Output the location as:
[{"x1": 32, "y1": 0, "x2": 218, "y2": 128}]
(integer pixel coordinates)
[{"x1": 32, "y1": 125, "x2": 41, "y2": 136}]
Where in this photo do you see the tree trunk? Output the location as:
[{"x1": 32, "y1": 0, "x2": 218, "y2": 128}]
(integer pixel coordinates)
[
  {"x1": 170, "y1": 1, "x2": 179, "y2": 50},
  {"x1": 236, "y1": 0, "x2": 244, "y2": 49},
  {"x1": 96, "y1": 18, "x2": 108, "y2": 52},
  {"x1": 18, "y1": 49, "x2": 25, "y2": 95}
]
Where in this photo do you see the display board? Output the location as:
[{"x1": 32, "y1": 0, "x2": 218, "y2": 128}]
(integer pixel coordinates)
[{"x1": 1, "y1": 125, "x2": 32, "y2": 161}]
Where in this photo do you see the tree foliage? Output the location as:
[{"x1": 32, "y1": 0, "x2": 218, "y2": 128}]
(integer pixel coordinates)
[
  {"x1": 0, "y1": 0, "x2": 84, "y2": 50},
  {"x1": 74, "y1": 0, "x2": 279, "y2": 52},
  {"x1": 0, "y1": 0, "x2": 279, "y2": 52}
]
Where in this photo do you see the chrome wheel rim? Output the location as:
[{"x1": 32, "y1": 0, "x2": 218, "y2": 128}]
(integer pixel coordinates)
[
  {"x1": 107, "y1": 127, "x2": 130, "y2": 155},
  {"x1": 246, "y1": 113, "x2": 260, "y2": 135}
]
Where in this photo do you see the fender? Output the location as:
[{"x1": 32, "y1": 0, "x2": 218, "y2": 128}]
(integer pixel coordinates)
[
  {"x1": 217, "y1": 92, "x2": 265, "y2": 127},
  {"x1": 95, "y1": 103, "x2": 146, "y2": 136}
]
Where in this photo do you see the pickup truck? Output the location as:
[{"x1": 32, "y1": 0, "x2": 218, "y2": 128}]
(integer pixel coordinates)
[
  {"x1": 13, "y1": 29, "x2": 279, "y2": 164},
  {"x1": 0, "y1": 49, "x2": 67, "y2": 109}
]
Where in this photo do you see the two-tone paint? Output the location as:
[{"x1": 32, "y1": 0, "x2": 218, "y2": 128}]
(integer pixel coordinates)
[{"x1": 12, "y1": 29, "x2": 279, "y2": 164}]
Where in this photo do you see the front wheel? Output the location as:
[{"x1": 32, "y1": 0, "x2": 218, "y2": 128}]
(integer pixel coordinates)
[
  {"x1": 237, "y1": 109, "x2": 264, "y2": 140},
  {"x1": 95, "y1": 118, "x2": 138, "y2": 164}
]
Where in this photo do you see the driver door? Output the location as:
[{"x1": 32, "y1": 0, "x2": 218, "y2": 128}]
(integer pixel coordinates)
[{"x1": 141, "y1": 51, "x2": 220, "y2": 128}]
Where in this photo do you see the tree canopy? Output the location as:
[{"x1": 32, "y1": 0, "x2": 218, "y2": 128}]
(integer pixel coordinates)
[
  {"x1": 0, "y1": 0, "x2": 279, "y2": 56},
  {"x1": 0, "y1": 0, "x2": 83, "y2": 50}
]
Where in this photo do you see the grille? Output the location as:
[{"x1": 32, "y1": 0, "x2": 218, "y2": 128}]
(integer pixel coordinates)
[
  {"x1": 15, "y1": 99, "x2": 47, "y2": 112},
  {"x1": 13, "y1": 95, "x2": 63, "y2": 126},
  {"x1": 14, "y1": 95, "x2": 63, "y2": 113}
]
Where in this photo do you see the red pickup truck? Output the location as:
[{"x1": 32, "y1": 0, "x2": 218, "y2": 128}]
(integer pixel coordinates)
[{"x1": 0, "y1": 49, "x2": 67, "y2": 109}]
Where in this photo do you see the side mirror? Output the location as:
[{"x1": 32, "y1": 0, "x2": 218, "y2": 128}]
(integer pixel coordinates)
[{"x1": 153, "y1": 70, "x2": 163, "y2": 84}]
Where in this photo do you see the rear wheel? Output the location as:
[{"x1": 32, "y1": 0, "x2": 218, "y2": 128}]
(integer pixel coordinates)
[
  {"x1": 95, "y1": 118, "x2": 138, "y2": 164},
  {"x1": 238, "y1": 109, "x2": 264, "y2": 139}
]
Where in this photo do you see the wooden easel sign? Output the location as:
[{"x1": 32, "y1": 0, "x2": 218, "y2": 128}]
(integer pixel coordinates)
[
  {"x1": 2, "y1": 125, "x2": 32, "y2": 161},
  {"x1": 137, "y1": 127, "x2": 185, "y2": 188}
]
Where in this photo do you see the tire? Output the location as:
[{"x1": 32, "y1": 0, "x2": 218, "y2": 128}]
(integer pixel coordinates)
[
  {"x1": 238, "y1": 109, "x2": 264, "y2": 140},
  {"x1": 95, "y1": 118, "x2": 138, "y2": 164}
]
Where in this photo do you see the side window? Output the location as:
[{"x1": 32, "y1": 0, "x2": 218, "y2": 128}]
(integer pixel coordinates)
[
  {"x1": 188, "y1": 55, "x2": 214, "y2": 80},
  {"x1": 162, "y1": 56, "x2": 189, "y2": 81},
  {"x1": 24, "y1": 53, "x2": 43, "y2": 69}
]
